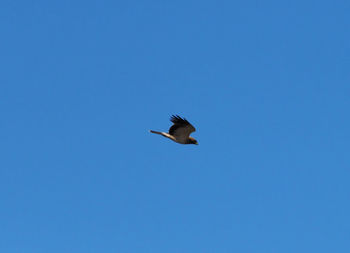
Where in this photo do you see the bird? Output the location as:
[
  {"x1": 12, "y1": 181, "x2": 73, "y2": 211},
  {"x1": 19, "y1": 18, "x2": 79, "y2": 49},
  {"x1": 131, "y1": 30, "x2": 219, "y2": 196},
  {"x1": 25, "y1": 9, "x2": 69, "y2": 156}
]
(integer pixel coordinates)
[{"x1": 150, "y1": 115, "x2": 198, "y2": 145}]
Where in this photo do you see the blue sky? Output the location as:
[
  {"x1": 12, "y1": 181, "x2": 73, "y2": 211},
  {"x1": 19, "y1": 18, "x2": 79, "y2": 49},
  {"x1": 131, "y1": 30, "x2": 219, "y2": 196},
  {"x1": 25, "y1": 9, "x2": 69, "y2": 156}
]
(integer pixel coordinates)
[{"x1": 1, "y1": 0, "x2": 349, "y2": 252}]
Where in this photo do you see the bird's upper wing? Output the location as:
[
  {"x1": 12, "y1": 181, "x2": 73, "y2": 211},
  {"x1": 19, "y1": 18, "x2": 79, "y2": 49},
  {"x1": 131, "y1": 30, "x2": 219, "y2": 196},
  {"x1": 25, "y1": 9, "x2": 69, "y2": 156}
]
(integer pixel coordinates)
[{"x1": 168, "y1": 115, "x2": 196, "y2": 140}]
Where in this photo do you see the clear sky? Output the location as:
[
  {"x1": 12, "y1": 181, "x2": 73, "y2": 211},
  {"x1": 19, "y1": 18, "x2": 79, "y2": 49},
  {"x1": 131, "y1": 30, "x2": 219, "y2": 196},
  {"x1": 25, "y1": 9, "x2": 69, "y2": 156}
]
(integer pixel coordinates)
[{"x1": 1, "y1": 0, "x2": 349, "y2": 252}]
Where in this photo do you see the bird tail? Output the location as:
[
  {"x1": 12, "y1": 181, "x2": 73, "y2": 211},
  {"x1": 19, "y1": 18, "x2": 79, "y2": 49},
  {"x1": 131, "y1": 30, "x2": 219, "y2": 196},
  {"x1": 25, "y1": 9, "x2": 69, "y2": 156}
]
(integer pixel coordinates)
[
  {"x1": 150, "y1": 130, "x2": 175, "y2": 142},
  {"x1": 149, "y1": 130, "x2": 163, "y2": 135}
]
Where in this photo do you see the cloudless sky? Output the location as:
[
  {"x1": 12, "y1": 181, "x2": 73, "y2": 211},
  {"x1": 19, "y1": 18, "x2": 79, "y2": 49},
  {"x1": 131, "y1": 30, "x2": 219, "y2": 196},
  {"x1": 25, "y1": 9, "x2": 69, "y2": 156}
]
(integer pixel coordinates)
[{"x1": 1, "y1": 0, "x2": 349, "y2": 252}]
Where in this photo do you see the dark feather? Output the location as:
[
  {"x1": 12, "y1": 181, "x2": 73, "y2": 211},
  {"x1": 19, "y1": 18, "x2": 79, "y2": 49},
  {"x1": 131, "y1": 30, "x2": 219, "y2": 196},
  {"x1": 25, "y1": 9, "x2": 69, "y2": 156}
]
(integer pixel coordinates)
[
  {"x1": 169, "y1": 115, "x2": 194, "y2": 135},
  {"x1": 170, "y1": 115, "x2": 189, "y2": 124}
]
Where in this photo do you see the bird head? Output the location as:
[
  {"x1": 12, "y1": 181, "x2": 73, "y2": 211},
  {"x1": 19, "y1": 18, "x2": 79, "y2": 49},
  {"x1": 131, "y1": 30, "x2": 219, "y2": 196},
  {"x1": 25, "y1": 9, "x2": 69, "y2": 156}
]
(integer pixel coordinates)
[{"x1": 189, "y1": 137, "x2": 198, "y2": 145}]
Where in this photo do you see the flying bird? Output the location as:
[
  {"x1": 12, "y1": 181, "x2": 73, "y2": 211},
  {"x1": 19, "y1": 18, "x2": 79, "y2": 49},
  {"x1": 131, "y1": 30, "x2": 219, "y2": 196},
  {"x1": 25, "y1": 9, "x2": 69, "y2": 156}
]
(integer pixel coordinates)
[{"x1": 150, "y1": 115, "x2": 198, "y2": 145}]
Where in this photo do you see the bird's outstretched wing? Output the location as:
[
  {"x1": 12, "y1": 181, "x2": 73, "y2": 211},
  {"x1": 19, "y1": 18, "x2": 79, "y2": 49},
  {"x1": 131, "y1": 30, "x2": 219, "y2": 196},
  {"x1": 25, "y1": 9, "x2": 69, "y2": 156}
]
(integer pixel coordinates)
[{"x1": 168, "y1": 115, "x2": 196, "y2": 141}]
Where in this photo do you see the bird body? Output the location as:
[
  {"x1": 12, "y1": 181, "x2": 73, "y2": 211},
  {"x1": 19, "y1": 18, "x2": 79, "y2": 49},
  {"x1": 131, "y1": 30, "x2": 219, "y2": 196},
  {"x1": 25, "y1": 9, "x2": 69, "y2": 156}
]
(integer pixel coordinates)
[{"x1": 150, "y1": 115, "x2": 198, "y2": 145}]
